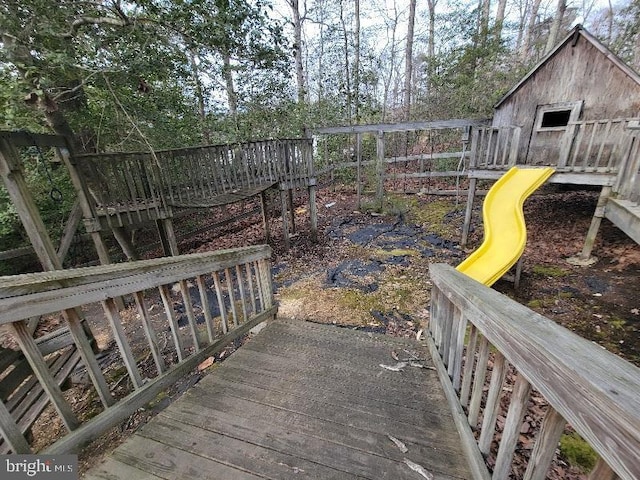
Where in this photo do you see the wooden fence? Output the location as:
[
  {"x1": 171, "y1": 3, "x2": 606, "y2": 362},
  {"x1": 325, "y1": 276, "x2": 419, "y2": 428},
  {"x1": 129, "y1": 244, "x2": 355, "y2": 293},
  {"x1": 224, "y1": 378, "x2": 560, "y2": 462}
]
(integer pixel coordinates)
[
  {"x1": 0, "y1": 245, "x2": 276, "y2": 454},
  {"x1": 428, "y1": 264, "x2": 640, "y2": 480},
  {"x1": 73, "y1": 138, "x2": 313, "y2": 229}
]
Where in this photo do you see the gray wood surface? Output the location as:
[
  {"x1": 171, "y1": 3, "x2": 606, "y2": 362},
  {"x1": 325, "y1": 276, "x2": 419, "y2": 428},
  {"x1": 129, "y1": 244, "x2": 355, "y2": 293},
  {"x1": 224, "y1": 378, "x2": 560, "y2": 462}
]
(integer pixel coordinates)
[{"x1": 84, "y1": 319, "x2": 473, "y2": 480}]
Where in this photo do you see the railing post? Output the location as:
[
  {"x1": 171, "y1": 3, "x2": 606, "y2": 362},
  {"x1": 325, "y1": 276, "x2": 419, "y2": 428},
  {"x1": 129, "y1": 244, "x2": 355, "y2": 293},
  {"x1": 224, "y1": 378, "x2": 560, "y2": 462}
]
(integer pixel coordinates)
[
  {"x1": 376, "y1": 130, "x2": 385, "y2": 210},
  {"x1": 493, "y1": 372, "x2": 532, "y2": 480},
  {"x1": 523, "y1": 407, "x2": 566, "y2": 480}
]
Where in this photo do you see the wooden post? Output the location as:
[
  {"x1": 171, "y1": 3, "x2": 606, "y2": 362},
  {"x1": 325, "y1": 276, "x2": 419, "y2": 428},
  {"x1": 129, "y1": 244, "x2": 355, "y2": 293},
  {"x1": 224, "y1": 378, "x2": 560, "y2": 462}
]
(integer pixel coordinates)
[
  {"x1": 260, "y1": 190, "x2": 271, "y2": 243},
  {"x1": 287, "y1": 188, "x2": 296, "y2": 233},
  {"x1": 376, "y1": 131, "x2": 385, "y2": 210},
  {"x1": 279, "y1": 186, "x2": 290, "y2": 250},
  {"x1": 112, "y1": 226, "x2": 140, "y2": 261},
  {"x1": 356, "y1": 133, "x2": 362, "y2": 209},
  {"x1": 461, "y1": 177, "x2": 477, "y2": 247},
  {"x1": 578, "y1": 186, "x2": 611, "y2": 261},
  {"x1": 157, "y1": 218, "x2": 179, "y2": 256},
  {"x1": 56, "y1": 199, "x2": 83, "y2": 264},
  {"x1": 308, "y1": 178, "x2": 318, "y2": 242},
  {"x1": 0, "y1": 139, "x2": 62, "y2": 271}
]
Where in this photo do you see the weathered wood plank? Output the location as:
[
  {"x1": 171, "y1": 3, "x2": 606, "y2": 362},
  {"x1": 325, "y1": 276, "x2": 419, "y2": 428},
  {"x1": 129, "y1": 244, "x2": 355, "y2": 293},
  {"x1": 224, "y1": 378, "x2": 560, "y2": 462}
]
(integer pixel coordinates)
[
  {"x1": 83, "y1": 457, "x2": 165, "y2": 480},
  {"x1": 111, "y1": 437, "x2": 264, "y2": 480},
  {"x1": 523, "y1": 406, "x2": 566, "y2": 480}
]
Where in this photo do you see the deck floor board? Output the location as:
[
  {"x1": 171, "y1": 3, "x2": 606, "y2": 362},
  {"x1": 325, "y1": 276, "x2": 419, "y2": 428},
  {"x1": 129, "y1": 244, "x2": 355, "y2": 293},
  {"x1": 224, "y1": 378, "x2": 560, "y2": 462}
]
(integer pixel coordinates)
[{"x1": 84, "y1": 319, "x2": 472, "y2": 480}]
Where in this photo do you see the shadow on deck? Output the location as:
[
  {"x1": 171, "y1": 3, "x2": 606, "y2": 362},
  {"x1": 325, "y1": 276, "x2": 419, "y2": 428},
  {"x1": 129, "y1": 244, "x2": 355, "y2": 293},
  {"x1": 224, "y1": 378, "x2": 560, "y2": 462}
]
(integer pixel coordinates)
[{"x1": 85, "y1": 319, "x2": 472, "y2": 480}]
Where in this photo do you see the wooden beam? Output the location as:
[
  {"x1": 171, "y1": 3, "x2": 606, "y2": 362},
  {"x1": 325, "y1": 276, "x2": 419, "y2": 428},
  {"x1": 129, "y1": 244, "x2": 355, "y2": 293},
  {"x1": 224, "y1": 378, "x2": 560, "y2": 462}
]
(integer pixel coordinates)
[
  {"x1": 579, "y1": 186, "x2": 611, "y2": 259},
  {"x1": 313, "y1": 118, "x2": 490, "y2": 135},
  {"x1": 56, "y1": 199, "x2": 83, "y2": 263},
  {"x1": 0, "y1": 131, "x2": 68, "y2": 148},
  {"x1": 0, "y1": 139, "x2": 62, "y2": 271}
]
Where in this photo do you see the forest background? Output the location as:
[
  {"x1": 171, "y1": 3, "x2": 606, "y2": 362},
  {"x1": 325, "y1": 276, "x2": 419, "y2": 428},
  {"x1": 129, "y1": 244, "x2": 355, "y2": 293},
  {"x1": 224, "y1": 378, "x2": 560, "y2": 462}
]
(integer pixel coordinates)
[{"x1": 0, "y1": 0, "x2": 638, "y2": 254}]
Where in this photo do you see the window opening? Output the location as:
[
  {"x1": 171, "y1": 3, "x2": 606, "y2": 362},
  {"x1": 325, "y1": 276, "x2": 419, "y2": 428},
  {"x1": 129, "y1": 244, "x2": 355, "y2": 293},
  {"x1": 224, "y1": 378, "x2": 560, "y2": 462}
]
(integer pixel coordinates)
[{"x1": 541, "y1": 110, "x2": 571, "y2": 128}]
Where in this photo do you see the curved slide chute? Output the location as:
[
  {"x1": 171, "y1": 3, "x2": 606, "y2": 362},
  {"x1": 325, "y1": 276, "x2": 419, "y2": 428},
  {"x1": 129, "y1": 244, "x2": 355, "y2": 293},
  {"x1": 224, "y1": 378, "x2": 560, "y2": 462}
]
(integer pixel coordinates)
[{"x1": 456, "y1": 166, "x2": 555, "y2": 286}]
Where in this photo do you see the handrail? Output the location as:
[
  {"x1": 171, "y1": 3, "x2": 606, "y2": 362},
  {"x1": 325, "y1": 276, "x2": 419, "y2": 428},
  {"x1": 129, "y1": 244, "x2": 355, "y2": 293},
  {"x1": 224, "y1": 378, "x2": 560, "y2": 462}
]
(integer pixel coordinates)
[
  {"x1": 0, "y1": 245, "x2": 276, "y2": 454},
  {"x1": 428, "y1": 263, "x2": 640, "y2": 480}
]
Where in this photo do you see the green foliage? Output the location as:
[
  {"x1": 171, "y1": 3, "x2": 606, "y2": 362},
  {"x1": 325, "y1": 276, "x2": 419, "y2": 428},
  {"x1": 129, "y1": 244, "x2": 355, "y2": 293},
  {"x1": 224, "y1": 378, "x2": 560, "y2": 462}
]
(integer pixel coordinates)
[{"x1": 559, "y1": 433, "x2": 598, "y2": 472}]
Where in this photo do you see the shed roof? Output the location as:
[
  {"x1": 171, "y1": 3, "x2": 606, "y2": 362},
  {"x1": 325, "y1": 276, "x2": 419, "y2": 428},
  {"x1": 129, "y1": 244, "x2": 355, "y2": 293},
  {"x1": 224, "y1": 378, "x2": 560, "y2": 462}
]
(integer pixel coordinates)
[{"x1": 494, "y1": 25, "x2": 640, "y2": 109}]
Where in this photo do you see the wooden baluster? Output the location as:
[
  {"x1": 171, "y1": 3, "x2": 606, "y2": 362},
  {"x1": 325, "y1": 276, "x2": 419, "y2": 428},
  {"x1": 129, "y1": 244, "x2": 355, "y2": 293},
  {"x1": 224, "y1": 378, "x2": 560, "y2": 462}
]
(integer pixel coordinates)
[
  {"x1": 588, "y1": 458, "x2": 619, "y2": 480},
  {"x1": 236, "y1": 265, "x2": 248, "y2": 324},
  {"x1": 245, "y1": 262, "x2": 257, "y2": 317},
  {"x1": 133, "y1": 291, "x2": 166, "y2": 374},
  {"x1": 62, "y1": 308, "x2": 115, "y2": 407},
  {"x1": 179, "y1": 280, "x2": 201, "y2": 352},
  {"x1": 9, "y1": 320, "x2": 79, "y2": 432},
  {"x1": 0, "y1": 398, "x2": 31, "y2": 453},
  {"x1": 493, "y1": 372, "x2": 532, "y2": 480},
  {"x1": 253, "y1": 260, "x2": 266, "y2": 312},
  {"x1": 459, "y1": 325, "x2": 478, "y2": 407},
  {"x1": 523, "y1": 407, "x2": 566, "y2": 480},
  {"x1": 257, "y1": 258, "x2": 273, "y2": 310},
  {"x1": 102, "y1": 299, "x2": 144, "y2": 388},
  {"x1": 196, "y1": 275, "x2": 215, "y2": 343},
  {"x1": 478, "y1": 352, "x2": 507, "y2": 455},
  {"x1": 158, "y1": 285, "x2": 185, "y2": 362},
  {"x1": 224, "y1": 268, "x2": 239, "y2": 328},
  {"x1": 212, "y1": 272, "x2": 229, "y2": 334},
  {"x1": 440, "y1": 296, "x2": 454, "y2": 364},
  {"x1": 447, "y1": 307, "x2": 461, "y2": 376},
  {"x1": 468, "y1": 334, "x2": 490, "y2": 427},
  {"x1": 450, "y1": 312, "x2": 467, "y2": 392}
]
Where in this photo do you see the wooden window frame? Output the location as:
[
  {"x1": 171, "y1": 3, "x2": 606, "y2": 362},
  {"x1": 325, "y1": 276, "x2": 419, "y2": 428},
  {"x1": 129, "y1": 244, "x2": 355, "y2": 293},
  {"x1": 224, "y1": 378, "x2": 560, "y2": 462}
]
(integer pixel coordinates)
[{"x1": 534, "y1": 101, "x2": 583, "y2": 132}]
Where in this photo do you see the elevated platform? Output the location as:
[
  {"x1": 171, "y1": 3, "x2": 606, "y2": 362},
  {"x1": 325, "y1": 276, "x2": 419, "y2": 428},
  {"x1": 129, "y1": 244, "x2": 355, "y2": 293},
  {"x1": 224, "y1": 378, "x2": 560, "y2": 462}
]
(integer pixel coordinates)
[
  {"x1": 84, "y1": 319, "x2": 473, "y2": 480},
  {"x1": 605, "y1": 198, "x2": 640, "y2": 245}
]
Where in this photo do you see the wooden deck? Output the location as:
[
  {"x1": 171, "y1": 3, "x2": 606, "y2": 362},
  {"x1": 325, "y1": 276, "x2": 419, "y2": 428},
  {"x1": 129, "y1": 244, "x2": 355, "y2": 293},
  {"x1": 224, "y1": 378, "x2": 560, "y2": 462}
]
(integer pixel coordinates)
[{"x1": 84, "y1": 319, "x2": 472, "y2": 480}]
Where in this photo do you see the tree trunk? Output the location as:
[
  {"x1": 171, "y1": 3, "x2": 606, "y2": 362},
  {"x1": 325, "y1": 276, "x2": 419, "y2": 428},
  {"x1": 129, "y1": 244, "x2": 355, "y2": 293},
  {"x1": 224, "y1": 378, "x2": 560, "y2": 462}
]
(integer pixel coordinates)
[
  {"x1": 427, "y1": 0, "x2": 436, "y2": 59},
  {"x1": 520, "y1": 0, "x2": 543, "y2": 60},
  {"x1": 381, "y1": 2, "x2": 399, "y2": 122},
  {"x1": 545, "y1": 0, "x2": 567, "y2": 54},
  {"x1": 339, "y1": 0, "x2": 352, "y2": 123},
  {"x1": 290, "y1": 0, "x2": 306, "y2": 103},
  {"x1": 222, "y1": 51, "x2": 238, "y2": 115},
  {"x1": 189, "y1": 52, "x2": 210, "y2": 144},
  {"x1": 403, "y1": 0, "x2": 417, "y2": 121},
  {"x1": 494, "y1": 0, "x2": 508, "y2": 41},
  {"x1": 479, "y1": 0, "x2": 491, "y2": 43},
  {"x1": 354, "y1": 0, "x2": 361, "y2": 122}
]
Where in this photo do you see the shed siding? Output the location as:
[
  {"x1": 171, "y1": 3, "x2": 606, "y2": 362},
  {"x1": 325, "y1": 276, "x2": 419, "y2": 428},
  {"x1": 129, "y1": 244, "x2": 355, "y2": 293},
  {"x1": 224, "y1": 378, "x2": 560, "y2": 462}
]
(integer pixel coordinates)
[{"x1": 493, "y1": 35, "x2": 640, "y2": 161}]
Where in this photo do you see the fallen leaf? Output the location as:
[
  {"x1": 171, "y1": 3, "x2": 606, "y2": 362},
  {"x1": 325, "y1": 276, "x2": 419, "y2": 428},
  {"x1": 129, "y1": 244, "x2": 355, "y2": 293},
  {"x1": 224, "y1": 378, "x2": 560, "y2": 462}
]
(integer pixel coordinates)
[
  {"x1": 387, "y1": 434, "x2": 408, "y2": 453},
  {"x1": 380, "y1": 362, "x2": 407, "y2": 372},
  {"x1": 403, "y1": 459, "x2": 433, "y2": 480}
]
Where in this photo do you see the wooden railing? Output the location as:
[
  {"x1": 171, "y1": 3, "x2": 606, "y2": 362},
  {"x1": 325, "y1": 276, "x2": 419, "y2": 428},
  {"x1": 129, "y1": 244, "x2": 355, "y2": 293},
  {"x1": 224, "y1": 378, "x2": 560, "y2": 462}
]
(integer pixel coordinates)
[
  {"x1": 470, "y1": 126, "x2": 521, "y2": 170},
  {"x1": 73, "y1": 138, "x2": 313, "y2": 218},
  {"x1": 0, "y1": 245, "x2": 276, "y2": 454},
  {"x1": 427, "y1": 264, "x2": 640, "y2": 480},
  {"x1": 560, "y1": 118, "x2": 636, "y2": 172},
  {"x1": 614, "y1": 124, "x2": 640, "y2": 204}
]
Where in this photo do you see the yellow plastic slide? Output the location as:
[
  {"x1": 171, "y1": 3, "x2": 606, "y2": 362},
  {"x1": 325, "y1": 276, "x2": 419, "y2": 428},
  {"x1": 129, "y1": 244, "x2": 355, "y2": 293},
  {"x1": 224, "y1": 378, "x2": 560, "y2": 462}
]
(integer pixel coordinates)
[{"x1": 456, "y1": 166, "x2": 555, "y2": 286}]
